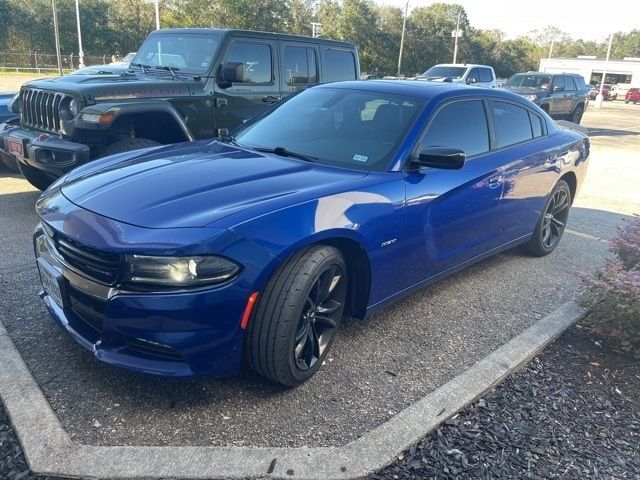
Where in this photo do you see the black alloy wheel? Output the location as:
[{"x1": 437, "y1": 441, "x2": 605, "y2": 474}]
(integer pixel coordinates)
[{"x1": 524, "y1": 179, "x2": 572, "y2": 256}]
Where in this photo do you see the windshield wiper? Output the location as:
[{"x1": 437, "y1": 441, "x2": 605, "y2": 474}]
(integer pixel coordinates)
[
  {"x1": 129, "y1": 62, "x2": 151, "y2": 74},
  {"x1": 155, "y1": 65, "x2": 179, "y2": 79},
  {"x1": 219, "y1": 135, "x2": 240, "y2": 146},
  {"x1": 253, "y1": 146, "x2": 318, "y2": 163}
]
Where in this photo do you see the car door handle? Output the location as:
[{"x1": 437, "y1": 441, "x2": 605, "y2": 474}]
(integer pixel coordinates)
[
  {"x1": 262, "y1": 96, "x2": 280, "y2": 104},
  {"x1": 489, "y1": 175, "x2": 503, "y2": 188}
]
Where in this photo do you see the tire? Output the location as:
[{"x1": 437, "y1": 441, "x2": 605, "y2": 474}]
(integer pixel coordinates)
[
  {"x1": 247, "y1": 245, "x2": 348, "y2": 386},
  {"x1": 524, "y1": 180, "x2": 572, "y2": 257},
  {"x1": 569, "y1": 104, "x2": 584, "y2": 124},
  {"x1": 102, "y1": 138, "x2": 160, "y2": 157},
  {"x1": 626, "y1": 100, "x2": 630, "y2": 104},
  {"x1": 540, "y1": 104, "x2": 550, "y2": 114},
  {"x1": 17, "y1": 161, "x2": 56, "y2": 191}
]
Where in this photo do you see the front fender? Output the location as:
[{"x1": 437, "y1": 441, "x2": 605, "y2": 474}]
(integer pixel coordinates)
[{"x1": 74, "y1": 100, "x2": 194, "y2": 140}]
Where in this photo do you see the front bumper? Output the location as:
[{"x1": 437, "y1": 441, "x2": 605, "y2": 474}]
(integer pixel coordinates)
[
  {"x1": 0, "y1": 124, "x2": 90, "y2": 177},
  {"x1": 33, "y1": 191, "x2": 278, "y2": 377}
]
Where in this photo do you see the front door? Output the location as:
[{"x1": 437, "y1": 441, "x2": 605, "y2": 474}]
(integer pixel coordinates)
[
  {"x1": 213, "y1": 38, "x2": 281, "y2": 135},
  {"x1": 402, "y1": 98, "x2": 505, "y2": 286}
]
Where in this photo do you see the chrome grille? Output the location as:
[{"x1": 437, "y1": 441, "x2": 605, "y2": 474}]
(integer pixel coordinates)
[{"x1": 20, "y1": 88, "x2": 68, "y2": 134}]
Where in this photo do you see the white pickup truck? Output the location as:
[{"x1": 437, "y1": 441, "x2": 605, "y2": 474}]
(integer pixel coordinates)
[{"x1": 418, "y1": 63, "x2": 498, "y2": 88}]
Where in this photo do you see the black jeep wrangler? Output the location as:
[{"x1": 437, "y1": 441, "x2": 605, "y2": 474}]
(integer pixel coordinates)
[
  {"x1": 501, "y1": 72, "x2": 589, "y2": 124},
  {"x1": 0, "y1": 29, "x2": 359, "y2": 190}
]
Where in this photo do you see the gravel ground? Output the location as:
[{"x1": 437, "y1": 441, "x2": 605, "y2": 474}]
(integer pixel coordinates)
[{"x1": 373, "y1": 323, "x2": 640, "y2": 479}]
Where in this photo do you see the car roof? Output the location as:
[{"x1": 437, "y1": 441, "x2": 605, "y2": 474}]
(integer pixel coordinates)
[
  {"x1": 147, "y1": 28, "x2": 356, "y2": 48},
  {"x1": 316, "y1": 80, "x2": 527, "y2": 103},
  {"x1": 430, "y1": 63, "x2": 493, "y2": 69}
]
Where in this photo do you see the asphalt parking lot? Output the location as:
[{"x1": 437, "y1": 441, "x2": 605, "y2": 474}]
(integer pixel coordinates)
[{"x1": 0, "y1": 101, "x2": 638, "y2": 450}]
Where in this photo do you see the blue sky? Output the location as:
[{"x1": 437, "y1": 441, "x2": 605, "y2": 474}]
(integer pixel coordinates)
[{"x1": 375, "y1": 0, "x2": 639, "y2": 42}]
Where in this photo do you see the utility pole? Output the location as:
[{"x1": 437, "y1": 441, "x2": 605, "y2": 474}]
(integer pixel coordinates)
[
  {"x1": 548, "y1": 38, "x2": 554, "y2": 59},
  {"x1": 452, "y1": 9, "x2": 463, "y2": 64},
  {"x1": 74, "y1": 0, "x2": 85, "y2": 68},
  {"x1": 595, "y1": 32, "x2": 614, "y2": 108},
  {"x1": 52, "y1": 0, "x2": 63, "y2": 76},
  {"x1": 155, "y1": 0, "x2": 160, "y2": 30},
  {"x1": 396, "y1": 0, "x2": 409, "y2": 77}
]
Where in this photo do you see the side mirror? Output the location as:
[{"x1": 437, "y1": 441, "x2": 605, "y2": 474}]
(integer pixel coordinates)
[
  {"x1": 443, "y1": 76, "x2": 453, "y2": 83},
  {"x1": 467, "y1": 77, "x2": 477, "y2": 85},
  {"x1": 414, "y1": 147, "x2": 466, "y2": 170},
  {"x1": 553, "y1": 85, "x2": 564, "y2": 92},
  {"x1": 220, "y1": 62, "x2": 245, "y2": 84}
]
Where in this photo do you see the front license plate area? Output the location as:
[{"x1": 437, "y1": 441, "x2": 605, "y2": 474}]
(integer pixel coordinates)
[
  {"x1": 8, "y1": 136, "x2": 24, "y2": 158},
  {"x1": 37, "y1": 257, "x2": 67, "y2": 308}
]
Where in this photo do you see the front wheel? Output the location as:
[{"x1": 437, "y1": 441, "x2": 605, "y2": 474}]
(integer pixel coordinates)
[
  {"x1": 17, "y1": 161, "x2": 55, "y2": 191},
  {"x1": 247, "y1": 245, "x2": 347, "y2": 386},
  {"x1": 524, "y1": 180, "x2": 571, "y2": 257}
]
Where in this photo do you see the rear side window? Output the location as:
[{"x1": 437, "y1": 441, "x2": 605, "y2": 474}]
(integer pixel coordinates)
[
  {"x1": 551, "y1": 76, "x2": 564, "y2": 91},
  {"x1": 479, "y1": 68, "x2": 493, "y2": 82},
  {"x1": 324, "y1": 49, "x2": 357, "y2": 82},
  {"x1": 564, "y1": 76, "x2": 576, "y2": 91},
  {"x1": 529, "y1": 111, "x2": 543, "y2": 138},
  {"x1": 225, "y1": 42, "x2": 272, "y2": 84},
  {"x1": 422, "y1": 100, "x2": 489, "y2": 157},
  {"x1": 573, "y1": 76, "x2": 586, "y2": 89},
  {"x1": 491, "y1": 101, "x2": 533, "y2": 148},
  {"x1": 283, "y1": 46, "x2": 317, "y2": 85}
]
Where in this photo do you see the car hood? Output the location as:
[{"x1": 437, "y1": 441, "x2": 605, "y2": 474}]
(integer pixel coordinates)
[{"x1": 59, "y1": 141, "x2": 368, "y2": 229}]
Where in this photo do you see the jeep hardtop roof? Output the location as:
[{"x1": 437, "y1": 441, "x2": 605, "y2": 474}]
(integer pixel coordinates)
[{"x1": 147, "y1": 28, "x2": 356, "y2": 49}]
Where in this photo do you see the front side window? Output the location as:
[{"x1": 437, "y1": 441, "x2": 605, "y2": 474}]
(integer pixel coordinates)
[
  {"x1": 132, "y1": 33, "x2": 221, "y2": 74},
  {"x1": 225, "y1": 42, "x2": 272, "y2": 84},
  {"x1": 491, "y1": 101, "x2": 533, "y2": 148},
  {"x1": 551, "y1": 76, "x2": 565, "y2": 91},
  {"x1": 421, "y1": 100, "x2": 489, "y2": 157},
  {"x1": 467, "y1": 68, "x2": 479, "y2": 83},
  {"x1": 235, "y1": 88, "x2": 425, "y2": 171},
  {"x1": 564, "y1": 76, "x2": 576, "y2": 91},
  {"x1": 284, "y1": 46, "x2": 317, "y2": 85},
  {"x1": 479, "y1": 68, "x2": 493, "y2": 82},
  {"x1": 324, "y1": 50, "x2": 357, "y2": 82}
]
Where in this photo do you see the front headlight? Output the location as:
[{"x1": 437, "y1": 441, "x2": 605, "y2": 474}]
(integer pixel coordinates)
[
  {"x1": 69, "y1": 99, "x2": 78, "y2": 117},
  {"x1": 124, "y1": 255, "x2": 241, "y2": 287},
  {"x1": 523, "y1": 94, "x2": 537, "y2": 102},
  {"x1": 59, "y1": 96, "x2": 79, "y2": 120}
]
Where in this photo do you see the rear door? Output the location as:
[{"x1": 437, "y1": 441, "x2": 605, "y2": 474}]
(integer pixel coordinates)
[
  {"x1": 562, "y1": 75, "x2": 578, "y2": 113},
  {"x1": 213, "y1": 37, "x2": 281, "y2": 134},
  {"x1": 279, "y1": 41, "x2": 320, "y2": 99}
]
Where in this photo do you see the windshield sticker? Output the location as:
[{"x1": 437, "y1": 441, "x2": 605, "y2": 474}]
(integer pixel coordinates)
[{"x1": 352, "y1": 154, "x2": 368, "y2": 163}]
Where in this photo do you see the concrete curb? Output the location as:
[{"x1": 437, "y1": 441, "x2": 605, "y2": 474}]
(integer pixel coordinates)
[{"x1": 0, "y1": 302, "x2": 583, "y2": 480}]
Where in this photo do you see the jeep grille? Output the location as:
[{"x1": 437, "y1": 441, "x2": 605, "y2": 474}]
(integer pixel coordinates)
[{"x1": 20, "y1": 88, "x2": 70, "y2": 134}]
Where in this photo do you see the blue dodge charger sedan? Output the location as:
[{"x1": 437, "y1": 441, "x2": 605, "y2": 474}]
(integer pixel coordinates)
[{"x1": 34, "y1": 81, "x2": 589, "y2": 385}]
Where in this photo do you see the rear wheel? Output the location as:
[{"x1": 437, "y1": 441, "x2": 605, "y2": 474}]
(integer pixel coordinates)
[
  {"x1": 524, "y1": 180, "x2": 571, "y2": 257},
  {"x1": 102, "y1": 138, "x2": 160, "y2": 157},
  {"x1": 17, "y1": 161, "x2": 55, "y2": 191},
  {"x1": 570, "y1": 104, "x2": 584, "y2": 124},
  {"x1": 247, "y1": 245, "x2": 347, "y2": 386}
]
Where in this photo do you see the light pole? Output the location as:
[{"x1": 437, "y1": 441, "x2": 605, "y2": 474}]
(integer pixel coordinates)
[
  {"x1": 451, "y1": 9, "x2": 463, "y2": 64},
  {"x1": 396, "y1": 0, "x2": 409, "y2": 77},
  {"x1": 595, "y1": 32, "x2": 614, "y2": 109},
  {"x1": 548, "y1": 38, "x2": 554, "y2": 59},
  {"x1": 51, "y1": 0, "x2": 63, "y2": 76},
  {"x1": 155, "y1": 0, "x2": 160, "y2": 30},
  {"x1": 74, "y1": 0, "x2": 85, "y2": 68}
]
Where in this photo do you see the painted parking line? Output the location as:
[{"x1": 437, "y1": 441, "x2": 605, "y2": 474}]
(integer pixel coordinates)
[{"x1": 565, "y1": 228, "x2": 608, "y2": 243}]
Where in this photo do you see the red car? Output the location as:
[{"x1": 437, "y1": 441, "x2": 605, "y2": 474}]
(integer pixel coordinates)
[{"x1": 625, "y1": 88, "x2": 640, "y2": 104}]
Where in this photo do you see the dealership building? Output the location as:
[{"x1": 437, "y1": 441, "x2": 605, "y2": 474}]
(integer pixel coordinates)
[{"x1": 539, "y1": 57, "x2": 640, "y2": 93}]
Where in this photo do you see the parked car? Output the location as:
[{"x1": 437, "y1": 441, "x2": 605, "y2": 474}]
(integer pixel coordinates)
[
  {"x1": 625, "y1": 87, "x2": 640, "y2": 104},
  {"x1": 33, "y1": 80, "x2": 589, "y2": 385},
  {"x1": 0, "y1": 93, "x2": 19, "y2": 171},
  {"x1": 418, "y1": 64, "x2": 497, "y2": 88},
  {"x1": 502, "y1": 72, "x2": 589, "y2": 124},
  {"x1": 1, "y1": 28, "x2": 359, "y2": 190},
  {"x1": 589, "y1": 83, "x2": 617, "y2": 100}
]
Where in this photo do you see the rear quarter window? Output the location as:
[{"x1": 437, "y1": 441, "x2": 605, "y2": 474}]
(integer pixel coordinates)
[{"x1": 324, "y1": 49, "x2": 357, "y2": 82}]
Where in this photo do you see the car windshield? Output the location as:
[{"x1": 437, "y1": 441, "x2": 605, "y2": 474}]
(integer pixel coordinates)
[
  {"x1": 131, "y1": 33, "x2": 221, "y2": 74},
  {"x1": 422, "y1": 66, "x2": 466, "y2": 79},
  {"x1": 234, "y1": 88, "x2": 426, "y2": 172},
  {"x1": 504, "y1": 74, "x2": 552, "y2": 88}
]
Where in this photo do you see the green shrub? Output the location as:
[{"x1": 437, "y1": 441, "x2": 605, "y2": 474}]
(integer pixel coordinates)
[{"x1": 580, "y1": 216, "x2": 640, "y2": 353}]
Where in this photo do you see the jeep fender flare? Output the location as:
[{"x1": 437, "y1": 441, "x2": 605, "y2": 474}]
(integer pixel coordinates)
[{"x1": 74, "y1": 100, "x2": 194, "y2": 141}]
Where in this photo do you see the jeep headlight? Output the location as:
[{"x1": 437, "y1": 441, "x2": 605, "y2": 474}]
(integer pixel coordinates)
[
  {"x1": 69, "y1": 99, "x2": 78, "y2": 116},
  {"x1": 124, "y1": 255, "x2": 241, "y2": 287},
  {"x1": 59, "y1": 97, "x2": 79, "y2": 120},
  {"x1": 8, "y1": 93, "x2": 20, "y2": 114}
]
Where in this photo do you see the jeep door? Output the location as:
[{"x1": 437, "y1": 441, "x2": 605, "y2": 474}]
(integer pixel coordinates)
[
  {"x1": 562, "y1": 76, "x2": 579, "y2": 113},
  {"x1": 213, "y1": 37, "x2": 281, "y2": 135},
  {"x1": 549, "y1": 76, "x2": 570, "y2": 115},
  {"x1": 279, "y1": 42, "x2": 320, "y2": 99}
]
